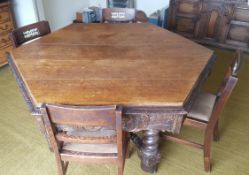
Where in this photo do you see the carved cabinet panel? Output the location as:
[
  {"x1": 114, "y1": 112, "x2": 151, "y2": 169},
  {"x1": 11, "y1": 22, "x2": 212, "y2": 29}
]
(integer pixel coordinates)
[
  {"x1": 168, "y1": 0, "x2": 202, "y2": 38},
  {"x1": 168, "y1": 0, "x2": 249, "y2": 52},
  {"x1": 0, "y1": 1, "x2": 14, "y2": 67},
  {"x1": 234, "y1": 7, "x2": 249, "y2": 22},
  {"x1": 225, "y1": 5, "x2": 249, "y2": 48}
]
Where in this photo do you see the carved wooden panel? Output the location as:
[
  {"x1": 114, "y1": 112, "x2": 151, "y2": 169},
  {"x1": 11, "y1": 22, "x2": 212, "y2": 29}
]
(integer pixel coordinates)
[
  {"x1": 207, "y1": 10, "x2": 219, "y2": 38},
  {"x1": 177, "y1": 17, "x2": 195, "y2": 32},
  {"x1": 224, "y1": 5, "x2": 249, "y2": 48},
  {"x1": 0, "y1": 1, "x2": 15, "y2": 67},
  {"x1": 168, "y1": 0, "x2": 249, "y2": 52},
  {"x1": 234, "y1": 7, "x2": 249, "y2": 22},
  {"x1": 228, "y1": 25, "x2": 249, "y2": 42},
  {"x1": 178, "y1": 0, "x2": 201, "y2": 14},
  {"x1": 201, "y1": 0, "x2": 226, "y2": 40},
  {"x1": 168, "y1": 0, "x2": 202, "y2": 37}
]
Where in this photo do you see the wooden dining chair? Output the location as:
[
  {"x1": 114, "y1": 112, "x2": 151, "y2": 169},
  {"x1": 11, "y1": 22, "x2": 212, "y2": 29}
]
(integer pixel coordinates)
[
  {"x1": 9, "y1": 20, "x2": 51, "y2": 48},
  {"x1": 102, "y1": 8, "x2": 136, "y2": 23},
  {"x1": 40, "y1": 103, "x2": 129, "y2": 175},
  {"x1": 162, "y1": 50, "x2": 242, "y2": 172}
]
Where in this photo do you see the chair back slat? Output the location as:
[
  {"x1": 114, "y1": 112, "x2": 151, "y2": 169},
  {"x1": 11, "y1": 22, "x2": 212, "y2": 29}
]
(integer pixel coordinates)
[
  {"x1": 55, "y1": 132, "x2": 117, "y2": 144},
  {"x1": 44, "y1": 104, "x2": 117, "y2": 128},
  {"x1": 10, "y1": 21, "x2": 51, "y2": 48},
  {"x1": 102, "y1": 8, "x2": 136, "y2": 23}
]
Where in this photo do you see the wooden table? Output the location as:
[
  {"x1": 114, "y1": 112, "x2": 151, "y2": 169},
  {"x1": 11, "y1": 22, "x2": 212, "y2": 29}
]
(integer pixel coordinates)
[{"x1": 8, "y1": 23, "x2": 214, "y2": 173}]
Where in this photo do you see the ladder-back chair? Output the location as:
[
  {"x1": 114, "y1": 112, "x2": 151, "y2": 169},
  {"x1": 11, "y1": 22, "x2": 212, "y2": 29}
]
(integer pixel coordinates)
[
  {"x1": 162, "y1": 50, "x2": 242, "y2": 172},
  {"x1": 41, "y1": 104, "x2": 129, "y2": 175},
  {"x1": 9, "y1": 20, "x2": 51, "y2": 48},
  {"x1": 102, "y1": 8, "x2": 136, "y2": 23}
]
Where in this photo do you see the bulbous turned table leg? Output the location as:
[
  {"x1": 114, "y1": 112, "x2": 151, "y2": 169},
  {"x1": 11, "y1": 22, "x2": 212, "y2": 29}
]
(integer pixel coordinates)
[{"x1": 138, "y1": 130, "x2": 161, "y2": 173}]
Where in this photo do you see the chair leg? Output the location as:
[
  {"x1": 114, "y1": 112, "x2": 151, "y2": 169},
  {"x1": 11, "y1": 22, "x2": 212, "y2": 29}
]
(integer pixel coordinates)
[
  {"x1": 63, "y1": 161, "x2": 69, "y2": 174},
  {"x1": 204, "y1": 156, "x2": 211, "y2": 172},
  {"x1": 56, "y1": 160, "x2": 65, "y2": 175},
  {"x1": 125, "y1": 143, "x2": 131, "y2": 159},
  {"x1": 204, "y1": 133, "x2": 212, "y2": 172},
  {"x1": 213, "y1": 121, "x2": 219, "y2": 141},
  {"x1": 125, "y1": 133, "x2": 131, "y2": 159},
  {"x1": 118, "y1": 162, "x2": 124, "y2": 175},
  {"x1": 55, "y1": 158, "x2": 68, "y2": 175}
]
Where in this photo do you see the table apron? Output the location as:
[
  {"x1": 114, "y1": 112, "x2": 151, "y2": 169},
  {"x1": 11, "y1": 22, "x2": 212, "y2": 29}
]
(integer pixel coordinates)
[{"x1": 123, "y1": 110, "x2": 186, "y2": 134}]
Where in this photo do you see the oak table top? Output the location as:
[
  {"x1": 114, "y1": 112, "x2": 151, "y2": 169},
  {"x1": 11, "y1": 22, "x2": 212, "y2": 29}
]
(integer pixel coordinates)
[{"x1": 10, "y1": 23, "x2": 213, "y2": 108}]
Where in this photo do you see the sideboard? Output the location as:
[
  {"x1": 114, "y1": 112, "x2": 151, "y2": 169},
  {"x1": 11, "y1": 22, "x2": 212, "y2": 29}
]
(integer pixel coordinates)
[
  {"x1": 168, "y1": 0, "x2": 249, "y2": 52},
  {"x1": 0, "y1": 1, "x2": 14, "y2": 67}
]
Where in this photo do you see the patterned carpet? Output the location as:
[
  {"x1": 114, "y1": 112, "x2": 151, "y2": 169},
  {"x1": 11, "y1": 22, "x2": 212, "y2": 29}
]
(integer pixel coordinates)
[{"x1": 0, "y1": 47, "x2": 249, "y2": 175}]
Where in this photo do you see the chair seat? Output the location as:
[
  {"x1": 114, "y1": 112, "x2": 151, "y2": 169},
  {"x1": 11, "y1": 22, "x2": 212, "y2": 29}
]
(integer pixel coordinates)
[
  {"x1": 187, "y1": 92, "x2": 217, "y2": 122},
  {"x1": 63, "y1": 143, "x2": 118, "y2": 154}
]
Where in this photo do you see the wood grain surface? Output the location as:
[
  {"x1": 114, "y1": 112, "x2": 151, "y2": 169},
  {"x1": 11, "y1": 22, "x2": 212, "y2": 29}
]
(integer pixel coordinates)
[{"x1": 10, "y1": 23, "x2": 213, "y2": 107}]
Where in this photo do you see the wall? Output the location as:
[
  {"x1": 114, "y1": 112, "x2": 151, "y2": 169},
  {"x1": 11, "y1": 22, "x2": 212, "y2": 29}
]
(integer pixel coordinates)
[
  {"x1": 12, "y1": 0, "x2": 38, "y2": 27},
  {"x1": 89, "y1": 0, "x2": 169, "y2": 16},
  {"x1": 89, "y1": 0, "x2": 106, "y2": 8},
  {"x1": 136, "y1": 0, "x2": 169, "y2": 16},
  {"x1": 12, "y1": 0, "x2": 169, "y2": 30},
  {"x1": 42, "y1": 0, "x2": 89, "y2": 31},
  {"x1": 34, "y1": 0, "x2": 46, "y2": 21}
]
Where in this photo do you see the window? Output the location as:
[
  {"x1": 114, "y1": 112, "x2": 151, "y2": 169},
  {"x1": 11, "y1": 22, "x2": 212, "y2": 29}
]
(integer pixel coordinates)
[{"x1": 107, "y1": 0, "x2": 135, "y2": 8}]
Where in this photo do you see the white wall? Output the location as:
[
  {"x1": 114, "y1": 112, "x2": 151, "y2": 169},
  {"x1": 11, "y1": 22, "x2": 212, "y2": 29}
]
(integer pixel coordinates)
[
  {"x1": 89, "y1": 0, "x2": 169, "y2": 16},
  {"x1": 12, "y1": 0, "x2": 38, "y2": 27},
  {"x1": 12, "y1": 0, "x2": 169, "y2": 30},
  {"x1": 136, "y1": 0, "x2": 169, "y2": 16},
  {"x1": 42, "y1": 0, "x2": 89, "y2": 31},
  {"x1": 89, "y1": 0, "x2": 106, "y2": 8},
  {"x1": 34, "y1": 0, "x2": 46, "y2": 21}
]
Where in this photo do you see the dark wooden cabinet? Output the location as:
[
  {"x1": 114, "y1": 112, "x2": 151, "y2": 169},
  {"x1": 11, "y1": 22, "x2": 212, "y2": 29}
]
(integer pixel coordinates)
[
  {"x1": 168, "y1": 0, "x2": 202, "y2": 38},
  {"x1": 168, "y1": 0, "x2": 249, "y2": 52},
  {"x1": 0, "y1": 1, "x2": 14, "y2": 67}
]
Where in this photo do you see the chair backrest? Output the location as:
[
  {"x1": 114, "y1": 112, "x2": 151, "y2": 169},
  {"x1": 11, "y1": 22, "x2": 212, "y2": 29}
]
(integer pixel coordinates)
[
  {"x1": 102, "y1": 8, "x2": 136, "y2": 23},
  {"x1": 9, "y1": 21, "x2": 51, "y2": 48},
  {"x1": 135, "y1": 10, "x2": 148, "y2": 23},
  {"x1": 209, "y1": 50, "x2": 242, "y2": 127},
  {"x1": 217, "y1": 50, "x2": 241, "y2": 97},
  {"x1": 40, "y1": 103, "x2": 123, "y2": 145}
]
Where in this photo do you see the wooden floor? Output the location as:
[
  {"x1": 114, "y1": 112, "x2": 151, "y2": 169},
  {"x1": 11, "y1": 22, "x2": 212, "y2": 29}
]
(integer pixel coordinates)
[{"x1": 0, "y1": 47, "x2": 249, "y2": 175}]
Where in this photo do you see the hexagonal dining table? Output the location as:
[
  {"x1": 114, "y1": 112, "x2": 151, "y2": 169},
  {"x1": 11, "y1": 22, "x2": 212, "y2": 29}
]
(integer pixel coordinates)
[{"x1": 7, "y1": 23, "x2": 215, "y2": 173}]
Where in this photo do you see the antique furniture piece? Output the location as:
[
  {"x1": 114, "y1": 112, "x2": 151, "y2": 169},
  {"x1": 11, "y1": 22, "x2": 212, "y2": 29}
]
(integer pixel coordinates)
[
  {"x1": 168, "y1": 0, "x2": 249, "y2": 52},
  {"x1": 7, "y1": 23, "x2": 214, "y2": 173},
  {"x1": 162, "y1": 50, "x2": 241, "y2": 171},
  {"x1": 9, "y1": 20, "x2": 51, "y2": 48},
  {"x1": 102, "y1": 8, "x2": 136, "y2": 23},
  {"x1": 107, "y1": 0, "x2": 135, "y2": 8},
  {"x1": 75, "y1": 9, "x2": 147, "y2": 23},
  {"x1": 0, "y1": 1, "x2": 14, "y2": 67},
  {"x1": 40, "y1": 104, "x2": 129, "y2": 175}
]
